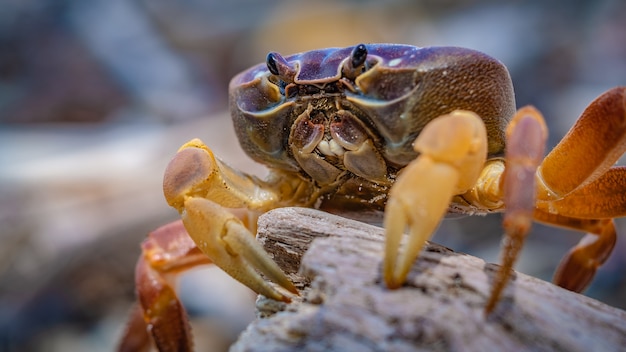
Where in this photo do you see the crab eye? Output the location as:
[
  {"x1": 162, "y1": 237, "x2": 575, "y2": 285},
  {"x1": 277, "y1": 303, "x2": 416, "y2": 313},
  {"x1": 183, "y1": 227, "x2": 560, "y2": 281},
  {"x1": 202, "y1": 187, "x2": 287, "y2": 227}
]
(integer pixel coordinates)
[
  {"x1": 266, "y1": 52, "x2": 281, "y2": 75},
  {"x1": 351, "y1": 44, "x2": 368, "y2": 69},
  {"x1": 343, "y1": 44, "x2": 369, "y2": 80},
  {"x1": 266, "y1": 51, "x2": 296, "y2": 86}
]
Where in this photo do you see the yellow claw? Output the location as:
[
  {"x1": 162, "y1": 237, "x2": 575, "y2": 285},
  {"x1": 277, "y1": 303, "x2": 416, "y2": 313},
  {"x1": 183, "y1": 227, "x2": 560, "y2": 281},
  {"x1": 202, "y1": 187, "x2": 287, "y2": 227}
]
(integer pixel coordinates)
[
  {"x1": 163, "y1": 141, "x2": 297, "y2": 302},
  {"x1": 181, "y1": 198, "x2": 297, "y2": 301},
  {"x1": 383, "y1": 111, "x2": 488, "y2": 288}
]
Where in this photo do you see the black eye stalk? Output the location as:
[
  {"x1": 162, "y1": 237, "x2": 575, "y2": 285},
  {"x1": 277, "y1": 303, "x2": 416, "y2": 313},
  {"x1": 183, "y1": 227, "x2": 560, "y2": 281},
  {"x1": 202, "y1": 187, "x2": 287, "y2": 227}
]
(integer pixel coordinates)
[
  {"x1": 351, "y1": 44, "x2": 368, "y2": 69},
  {"x1": 343, "y1": 43, "x2": 368, "y2": 80},
  {"x1": 266, "y1": 53, "x2": 281, "y2": 75},
  {"x1": 266, "y1": 52, "x2": 296, "y2": 83}
]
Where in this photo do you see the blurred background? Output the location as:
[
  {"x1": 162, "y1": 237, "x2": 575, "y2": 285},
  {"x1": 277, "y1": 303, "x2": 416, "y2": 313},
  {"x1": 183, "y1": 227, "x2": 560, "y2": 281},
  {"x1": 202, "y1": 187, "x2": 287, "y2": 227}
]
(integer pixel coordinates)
[{"x1": 0, "y1": 0, "x2": 625, "y2": 350}]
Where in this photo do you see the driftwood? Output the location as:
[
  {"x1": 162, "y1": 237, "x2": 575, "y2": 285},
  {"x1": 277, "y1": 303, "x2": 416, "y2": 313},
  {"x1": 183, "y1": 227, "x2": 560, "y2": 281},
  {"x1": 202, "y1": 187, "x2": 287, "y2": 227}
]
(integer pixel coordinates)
[{"x1": 231, "y1": 207, "x2": 626, "y2": 352}]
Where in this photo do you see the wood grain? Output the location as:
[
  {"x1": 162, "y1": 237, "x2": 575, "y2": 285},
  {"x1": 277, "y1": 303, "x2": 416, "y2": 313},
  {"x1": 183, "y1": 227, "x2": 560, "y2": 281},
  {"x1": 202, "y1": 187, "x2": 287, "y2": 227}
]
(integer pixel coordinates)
[{"x1": 232, "y1": 207, "x2": 626, "y2": 352}]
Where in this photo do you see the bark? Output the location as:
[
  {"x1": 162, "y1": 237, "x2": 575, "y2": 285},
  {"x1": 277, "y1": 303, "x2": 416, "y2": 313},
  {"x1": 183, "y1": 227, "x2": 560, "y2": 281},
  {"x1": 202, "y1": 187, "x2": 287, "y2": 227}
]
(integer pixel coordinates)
[{"x1": 231, "y1": 207, "x2": 626, "y2": 352}]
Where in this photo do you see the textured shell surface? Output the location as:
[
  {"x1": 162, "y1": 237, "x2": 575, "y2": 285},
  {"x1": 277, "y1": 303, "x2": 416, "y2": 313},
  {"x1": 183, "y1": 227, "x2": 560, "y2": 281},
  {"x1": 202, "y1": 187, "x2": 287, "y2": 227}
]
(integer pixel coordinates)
[{"x1": 229, "y1": 43, "x2": 515, "y2": 178}]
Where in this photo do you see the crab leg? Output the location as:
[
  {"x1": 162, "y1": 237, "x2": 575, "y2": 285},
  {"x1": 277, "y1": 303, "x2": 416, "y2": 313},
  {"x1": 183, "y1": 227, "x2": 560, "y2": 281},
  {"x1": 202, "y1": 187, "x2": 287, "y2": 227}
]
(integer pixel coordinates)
[
  {"x1": 119, "y1": 220, "x2": 210, "y2": 352},
  {"x1": 537, "y1": 86, "x2": 626, "y2": 197},
  {"x1": 118, "y1": 304, "x2": 151, "y2": 352},
  {"x1": 532, "y1": 87, "x2": 626, "y2": 293},
  {"x1": 163, "y1": 139, "x2": 298, "y2": 302},
  {"x1": 486, "y1": 106, "x2": 547, "y2": 313},
  {"x1": 533, "y1": 211, "x2": 617, "y2": 292},
  {"x1": 533, "y1": 168, "x2": 626, "y2": 293},
  {"x1": 383, "y1": 110, "x2": 488, "y2": 288},
  {"x1": 535, "y1": 166, "x2": 626, "y2": 219}
]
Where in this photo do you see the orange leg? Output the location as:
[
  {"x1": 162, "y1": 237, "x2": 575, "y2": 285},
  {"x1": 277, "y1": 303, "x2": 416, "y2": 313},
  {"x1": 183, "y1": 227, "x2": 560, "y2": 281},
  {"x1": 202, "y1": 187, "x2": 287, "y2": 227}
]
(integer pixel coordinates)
[
  {"x1": 486, "y1": 106, "x2": 547, "y2": 313},
  {"x1": 538, "y1": 87, "x2": 626, "y2": 196},
  {"x1": 533, "y1": 211, "x2": 617, "y2": 292},
  {"x1": 533, "y1": 87, "x2": 626, "y2": 294},
  {"x1": 536, "y1": 167, "x2": 626, "y2": 291},
  {"x1": 535, "y1": 166, "x2": 626, "y2": 219},
  {"x1": 118, "y1": 220, "x2": 211, "y2": 352},
  {"x1": 117, "y1": 304, "x2": 151, "y2": 352},
  {"x1": 533, "y1": 168, "x2": 625, "y2": 293}
]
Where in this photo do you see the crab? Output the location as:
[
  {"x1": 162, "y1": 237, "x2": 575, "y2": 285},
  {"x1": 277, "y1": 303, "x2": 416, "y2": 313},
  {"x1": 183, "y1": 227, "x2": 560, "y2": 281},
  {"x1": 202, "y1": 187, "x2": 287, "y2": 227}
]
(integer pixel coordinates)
[{"x1": 118, "y1": 44, "x2": 626, "y2": 351}]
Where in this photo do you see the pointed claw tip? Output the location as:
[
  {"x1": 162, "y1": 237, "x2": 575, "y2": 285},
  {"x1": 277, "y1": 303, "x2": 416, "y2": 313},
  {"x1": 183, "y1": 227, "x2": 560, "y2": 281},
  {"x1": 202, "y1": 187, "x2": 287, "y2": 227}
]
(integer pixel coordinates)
[
  {"x1": 387, "y1": 282, "x2": 401, "y2": 290},
  {"x1": 286, "y1": 283, "x2": 299, "y2": 295},
  {"x1": 383, "y1": 274, "x2": 401, "y2": 289},
  {"x1": 275, "y1": 279, "x2": 299, "y2": 297},
  {"x1": 259, "y1": 279, "x2": 299, "y2": 303},
  {"x1": 270, "y1": 287, "x2": 298, "y2": 303}
]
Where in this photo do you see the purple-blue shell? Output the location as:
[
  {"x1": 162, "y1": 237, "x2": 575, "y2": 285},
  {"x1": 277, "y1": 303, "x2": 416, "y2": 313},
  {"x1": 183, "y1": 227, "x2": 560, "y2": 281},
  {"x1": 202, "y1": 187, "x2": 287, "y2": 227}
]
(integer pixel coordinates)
[
  {"x1": 229, "y1": 44, "x2": 515, "y2": 172},
  {"x1": 235, "y1": 44, "x2": 427, "y2": 84}
]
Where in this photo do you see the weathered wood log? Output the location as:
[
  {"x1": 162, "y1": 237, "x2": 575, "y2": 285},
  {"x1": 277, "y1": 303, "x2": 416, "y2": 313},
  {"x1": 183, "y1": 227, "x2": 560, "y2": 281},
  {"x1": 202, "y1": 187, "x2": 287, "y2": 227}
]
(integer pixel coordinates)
[{"x1": 231, "y1": 207, "x2": 626, "y2": 352}]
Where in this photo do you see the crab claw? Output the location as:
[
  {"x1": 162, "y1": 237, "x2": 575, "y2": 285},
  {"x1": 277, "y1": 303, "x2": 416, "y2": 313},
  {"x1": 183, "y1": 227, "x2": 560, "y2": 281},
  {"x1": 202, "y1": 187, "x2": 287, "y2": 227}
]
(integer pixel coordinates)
[
  {"x1": 181, "y1": 198, "x2": 297, "y2": 301},
  {"x1": 163, "y1": 141, "x2": 297, "y2": 302},
  {"x1": 384, "y1": 111, "x2": 488, "y2": 288}
]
